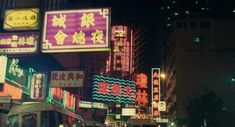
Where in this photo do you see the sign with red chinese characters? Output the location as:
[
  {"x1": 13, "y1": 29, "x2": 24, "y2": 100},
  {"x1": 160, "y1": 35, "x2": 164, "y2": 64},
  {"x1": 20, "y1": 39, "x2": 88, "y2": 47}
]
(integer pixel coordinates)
[
  {"x1": 135, "y1": 73, "x2": 148, "y2": 106},
  {"x1": 50, "y1": 71, "x2": 84, "y2": 87},
  {"x1": 42, "y1": 8, "x2": 111, "y2": 53},
  {"x1": 92, "y1": 75, "x2": 136, "y2": 104},
  {"x1": 151, "y1": 68, "x2": 161, "y2": 118}
]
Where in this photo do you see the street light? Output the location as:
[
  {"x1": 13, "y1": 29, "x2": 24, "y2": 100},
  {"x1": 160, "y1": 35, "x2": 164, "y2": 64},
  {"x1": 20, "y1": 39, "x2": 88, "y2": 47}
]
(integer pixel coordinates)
[{"x1": 160, "y1": 73, "x2": 166, "y2": 79}]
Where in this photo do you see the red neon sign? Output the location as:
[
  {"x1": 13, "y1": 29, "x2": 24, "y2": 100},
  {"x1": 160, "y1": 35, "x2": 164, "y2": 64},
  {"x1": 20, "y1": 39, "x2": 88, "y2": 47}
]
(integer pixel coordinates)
[
  {"x1": 65, "y1": 92, "x2": 74, "y2": 109},
  {"x1": 0, "y1": 82, "x2": 22, "y2": 99}
]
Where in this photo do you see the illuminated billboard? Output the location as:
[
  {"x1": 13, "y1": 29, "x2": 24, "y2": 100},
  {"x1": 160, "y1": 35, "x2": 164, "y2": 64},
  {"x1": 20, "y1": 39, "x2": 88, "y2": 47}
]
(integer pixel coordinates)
[
  {"x1": 151, "y1": 68, "x2": 161, "y2": 118},
  {"x1": 42, "y1": 8, "x2": 111, "y2": 53},
  {"x1": 92, "y1": 75, "x2": 136, "y2": 104},
  {"x1": 4, "y1": 8, "x2": 39, "y2": 30},
  {"x1": 0, "y1": 32, "x2": 39, "y2": 54}
]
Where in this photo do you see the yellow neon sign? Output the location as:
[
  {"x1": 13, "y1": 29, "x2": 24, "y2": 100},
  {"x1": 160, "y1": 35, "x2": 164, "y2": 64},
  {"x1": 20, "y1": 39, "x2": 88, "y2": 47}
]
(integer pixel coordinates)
[{"x1": 4, "y1": 8, "x2": 39, "y2": 30}]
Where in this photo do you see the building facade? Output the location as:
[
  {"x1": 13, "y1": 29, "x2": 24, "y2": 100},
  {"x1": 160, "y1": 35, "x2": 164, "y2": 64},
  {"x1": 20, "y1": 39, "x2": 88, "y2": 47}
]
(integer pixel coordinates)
[{"x1": 165, "y1": 18, "x2": 235, "y2": 126}]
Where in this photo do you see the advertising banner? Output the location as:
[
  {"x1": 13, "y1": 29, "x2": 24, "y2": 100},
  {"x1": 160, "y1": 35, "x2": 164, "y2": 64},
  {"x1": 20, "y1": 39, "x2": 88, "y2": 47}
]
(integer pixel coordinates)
[
  {"x1": 4, "y1": 8, "x2": 39, "y2": 30},
  {"x1": 42, "y1": 8, "x2": 111, "y2": 53},
  {"x1": 92, "y1": 75, "x2": 136, "y2": 104},
  {"x1": 0, "y1": 32, "x2": 39, "y2": 54},
  {"x1": 50, "y1": 71, "x2": 84, "y2": 87},
  {"x1": 0, "y1": 56, "x2": 7, "y2": 83}
]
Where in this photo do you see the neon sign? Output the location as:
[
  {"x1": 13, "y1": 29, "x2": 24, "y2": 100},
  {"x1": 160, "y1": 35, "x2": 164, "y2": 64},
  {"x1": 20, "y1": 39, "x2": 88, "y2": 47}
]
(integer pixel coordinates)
[
  {"x1": 135, "y1": 73, "x2": 148, "y2": 106},
  {"x1": 6, "y1": 58, "x2": 27, "y2": 87},
  {"x1": 151, "y1": 68, "x2": 161, "y2": 118},
  {"x1": 42, "y1": 8, "x2": 111, "y2": 53},
  {"x1": 4, "y1": 8, "x2": 39, "y2": 30},
  {"x1": 30, "y1": 73, "x2": 47, "y2": 100},
  {"x1": 92, "y1": 75, "x2": 136, "y2": 104},
  {"x1": 64, "y1": 91, "x2": 75, "y2": 110},
  {"x1": 0, "y1": 82, "x2": 22, "y2": 99},
  {"x1": 0, "y1": 32, "x2": 39, "y2": 54}
]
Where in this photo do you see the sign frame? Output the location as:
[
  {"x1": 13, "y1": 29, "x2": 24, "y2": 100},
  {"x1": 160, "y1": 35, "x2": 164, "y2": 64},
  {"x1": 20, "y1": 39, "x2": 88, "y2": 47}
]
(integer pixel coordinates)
[
  {"x1": 42, "y1": 8, "x2": 111, "y2": 53},
  {"x1": 4, "y1": 8, "x2": 40, "y2": 30},
  {"x1": 0, "y1": 32, "x2": 39, "y2": 54}
]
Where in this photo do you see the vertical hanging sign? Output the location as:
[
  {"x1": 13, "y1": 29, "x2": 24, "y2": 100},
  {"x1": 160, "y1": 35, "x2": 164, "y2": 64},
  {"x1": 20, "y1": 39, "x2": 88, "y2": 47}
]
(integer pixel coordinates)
[
  {"x1": 151, "y1": 68, "x2": 161, "y2": 118},
  {"x1": 0, "y1": 56, "x2": 7, "y2": 83},
  {"x1": 30, "y1": 73, "x2": 47, "y2": 100}
]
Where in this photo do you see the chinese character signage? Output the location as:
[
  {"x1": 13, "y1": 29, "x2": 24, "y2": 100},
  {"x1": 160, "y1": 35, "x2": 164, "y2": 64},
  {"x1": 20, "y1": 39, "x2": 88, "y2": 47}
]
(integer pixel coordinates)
[
  {"x1": 49, "y1": 87, "x2": 75, "y2": 111},
  {"x1": 0, "y1": 82, "x2": 22, "y2": 99},
  {"x1": 112, "y1": 25, "x2": 128, "y2": 40},
  {"x1": 30, "y1": 73, "x2": 47, "y2": 100},
  {"x1": 50, "y1": 71, "x2": 84, "y2": 87},
  {"x1": 0, "y1": 32, "x2": 39, "y2": 54},
  {"x1": 6, "y1": 58, "x2": 28, "y2": 87},
  {"x1": 0, "y1": 56, "x2": 7, "y2": 83},
  {"x1": 4, "y1": 8, "x2": 39, "y2": 30},
  {"x1": 135, "y1": 73, "x2": 148, "y2": 105},
  {"x1": 92, "y1": 75, "x2": 136, "y2": 104},
  {"x1": 42, "y1": 8, "x2": 111, "y2": 53},
  {"x1": 50, "y1": 87, "x2": 64, "y2": 103},
  {"x1": 64, "y1": 91, "x2": 76, "y2": 110},
  {"x1": 151, "y1": 68, "x2": 161, "y2": 118}
]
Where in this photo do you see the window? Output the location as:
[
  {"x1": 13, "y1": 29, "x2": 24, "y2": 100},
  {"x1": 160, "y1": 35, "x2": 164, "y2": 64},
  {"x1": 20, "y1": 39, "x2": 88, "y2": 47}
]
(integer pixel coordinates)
[
  {"x1": 200, "y1": 21, "x2": 210, "y2": 29},
  {"x1": 183, "y1": 21, "x2": 187, "y2": 28},
  {"x1": 190, "y1": 21, "x2": 196, "y2": 28},
  {"x1": 22, "y1": 114, "x2": 37, "y2": 127},
  {"x1": 8, "y1": 115, "x2": 19, "y2": 127},
  {"x1": 193, "y1": 36, "x2": 209, "y2": 44},
  {"x1": 41, "y1": 111, "x2": 56, "y2": 127},
  {"x1": 176, "y1": 22, "x2": 183, "y2": 28}
]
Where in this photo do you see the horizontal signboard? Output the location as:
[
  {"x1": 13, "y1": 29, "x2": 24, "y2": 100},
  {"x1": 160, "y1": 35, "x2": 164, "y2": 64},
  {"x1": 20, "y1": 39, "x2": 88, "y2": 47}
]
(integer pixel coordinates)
[
  {"x1": 4, "y1": 8, "x2": 39, "y2": 30},
  {"x1": 79, "y1": 101, "x2": 92, "y2": 108},
  {"x1": 0, "y1": 96, "x2": 11, "y2": 103},
  {"x1": 0, "y1": 32, "x2": 39, "y2": 54},
  {"x1": 122, "y1": 108, "x2": 136, "y2": 116},
  {"x1": 92, "y1": 75, "x2": 136, "y2": 104},
  {"x1": 50, "y1": 71, "x2": 84, "y2": 87},
  {"x1": 42, "y1": 8, "x2": 111, "y2": 53}
]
